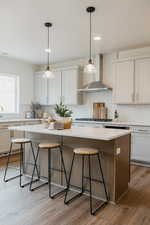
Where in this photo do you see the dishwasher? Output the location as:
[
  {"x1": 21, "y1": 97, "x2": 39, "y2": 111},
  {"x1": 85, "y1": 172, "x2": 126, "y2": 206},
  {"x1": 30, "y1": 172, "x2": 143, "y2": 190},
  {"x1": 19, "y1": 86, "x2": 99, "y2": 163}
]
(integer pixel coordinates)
[
  {"x1": 131, "y1": 127, "x2": 150, "y2": 165},
  {"x1": 104, "y1": 125, "x2": 150, "y2": 166}
]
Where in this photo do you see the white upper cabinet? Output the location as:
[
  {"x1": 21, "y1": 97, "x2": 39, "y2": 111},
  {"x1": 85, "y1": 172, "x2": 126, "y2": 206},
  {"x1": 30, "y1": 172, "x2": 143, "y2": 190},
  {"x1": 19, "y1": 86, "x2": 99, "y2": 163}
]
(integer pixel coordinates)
[
  {"x1": 114, "y1": 56, "x2": 150, "y2": 104},
  {"x1": 47, "y1": 71, "x2": 61, "y2": 105},
  {"x1": 34, "y1": 67, "x2": 81, "y2": 105},
  {"x1": 135, "y1": 58, "x2": 150, "y2": 104},
  {"x1": 113, "y1": 60, "x2": 134, "y2": 104},
  {"x1": 61, "y1": 68, "x2": 79, "y2": 105},
  {"x1": 34, "y1": 72, "x2": 47, "y2": 105}
]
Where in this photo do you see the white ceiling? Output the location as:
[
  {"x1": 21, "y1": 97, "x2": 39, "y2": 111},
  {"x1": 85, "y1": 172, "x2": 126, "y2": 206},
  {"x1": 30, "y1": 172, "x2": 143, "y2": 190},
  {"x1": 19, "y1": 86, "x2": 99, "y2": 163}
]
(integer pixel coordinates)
[{"x1": 0, "y1": 0, "x2": 150, "y2": 64}]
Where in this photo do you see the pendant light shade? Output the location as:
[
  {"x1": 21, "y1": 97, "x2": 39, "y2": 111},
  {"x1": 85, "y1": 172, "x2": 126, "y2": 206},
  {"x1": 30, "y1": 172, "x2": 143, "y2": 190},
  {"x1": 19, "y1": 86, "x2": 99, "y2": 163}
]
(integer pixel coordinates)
[
  {"x1": 84, "y1": 59, "x2": 96, "y2": 74},
  {"x1": 43, "y1": 66, "x2": 54, "y2": 79},
  {"x1": 84, "y1": 7, "x2": 96, "y2": 75},
  {"x1": 43, "y1": 22, "x2": 54, "y2": 79}
]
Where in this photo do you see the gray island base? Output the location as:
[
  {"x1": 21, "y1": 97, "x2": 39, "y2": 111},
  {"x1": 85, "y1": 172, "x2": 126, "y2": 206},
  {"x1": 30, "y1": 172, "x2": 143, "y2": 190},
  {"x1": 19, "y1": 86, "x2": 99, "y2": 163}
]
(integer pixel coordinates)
[{"x1": 9, "y1": 124, "x2": 131, "y2": 204}]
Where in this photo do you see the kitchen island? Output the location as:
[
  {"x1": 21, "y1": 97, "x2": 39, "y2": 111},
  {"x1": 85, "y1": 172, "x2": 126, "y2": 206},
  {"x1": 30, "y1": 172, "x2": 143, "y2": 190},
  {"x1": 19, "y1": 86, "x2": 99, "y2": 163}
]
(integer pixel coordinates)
[{"x1": 9, "y1": 124, "x2": 131, "y2": 204}]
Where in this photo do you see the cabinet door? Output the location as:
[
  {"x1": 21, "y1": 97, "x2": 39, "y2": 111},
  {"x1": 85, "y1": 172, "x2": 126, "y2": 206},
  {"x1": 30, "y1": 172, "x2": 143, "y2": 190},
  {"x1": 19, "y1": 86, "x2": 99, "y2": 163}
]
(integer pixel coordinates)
[
  {"x1": 114, "y1": 60, "x2": 134, "y2": 104},
  {"x1": 34, "y1": 73, "x2": 47, "y2": 105},
  {"x1": 131, "y1": 132, "x2": 150, "y2": 162},
  {"x1": 47, "y1": 71, "x2": 61, "y2": 105},
  {"x1": 135, "y1": 58, "x2": 150, "y2": 103},
  {"x1": 0, "y1": 128, "x2": 10, "y2": 153},
  {"x1": 62, "y1": 69, "x2": 78, "y2": 105}
]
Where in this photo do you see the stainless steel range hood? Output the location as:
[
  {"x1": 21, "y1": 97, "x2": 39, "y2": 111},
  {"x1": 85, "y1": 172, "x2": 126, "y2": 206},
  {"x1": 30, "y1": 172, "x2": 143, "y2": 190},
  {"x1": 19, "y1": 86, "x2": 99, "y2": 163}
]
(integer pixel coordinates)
[{"x1": 78, "y1": 54, "x2": 112, "y2": 92}]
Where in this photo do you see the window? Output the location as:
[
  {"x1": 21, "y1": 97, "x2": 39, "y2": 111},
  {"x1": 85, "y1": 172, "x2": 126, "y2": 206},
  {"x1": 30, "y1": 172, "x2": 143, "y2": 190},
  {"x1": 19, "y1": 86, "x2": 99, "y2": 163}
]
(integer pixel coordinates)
[{"x1": 0, "y1": 74, "x2": 19, "y2": 113}]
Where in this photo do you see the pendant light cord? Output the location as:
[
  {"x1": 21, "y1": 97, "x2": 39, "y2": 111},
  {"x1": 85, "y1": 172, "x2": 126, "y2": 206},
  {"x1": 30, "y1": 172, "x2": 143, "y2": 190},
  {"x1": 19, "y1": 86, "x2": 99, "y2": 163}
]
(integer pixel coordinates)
[
  {"x1": 89, "y1": 11, "x2": 92, "y2": 62},
  {"x1": 85, "y1": 7, "x2": 95, "y2": 70},
  {"x1": 47, "y1": 26, "x2": 50, "y2": 68}
]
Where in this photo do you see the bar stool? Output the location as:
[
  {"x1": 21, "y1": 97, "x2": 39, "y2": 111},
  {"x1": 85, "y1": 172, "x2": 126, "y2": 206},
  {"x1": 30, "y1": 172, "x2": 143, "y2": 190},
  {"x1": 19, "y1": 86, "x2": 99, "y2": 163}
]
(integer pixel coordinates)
[
  {"x1": 3, "y1": 138, "x2": 39, "y2": 188},
  {"x1": 30, "y1": 142, "x2": 68, "y2": 199},
  {"x1": 64, "y1": 147, "x2": 109, "y2": 215}
]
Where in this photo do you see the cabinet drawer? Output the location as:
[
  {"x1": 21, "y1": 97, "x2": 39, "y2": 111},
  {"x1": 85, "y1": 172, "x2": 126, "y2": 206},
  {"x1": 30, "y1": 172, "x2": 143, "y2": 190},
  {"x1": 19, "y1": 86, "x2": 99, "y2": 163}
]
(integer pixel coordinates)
[
  {"x1": 0, "y1": 129, "x2": 10, "y2": 153},
  {"x1": 132, "y1": 126, "x2": 150, "y2": 133},
  {"x1": 24, "y1": 121, "x2": 40, "y2": 125}
]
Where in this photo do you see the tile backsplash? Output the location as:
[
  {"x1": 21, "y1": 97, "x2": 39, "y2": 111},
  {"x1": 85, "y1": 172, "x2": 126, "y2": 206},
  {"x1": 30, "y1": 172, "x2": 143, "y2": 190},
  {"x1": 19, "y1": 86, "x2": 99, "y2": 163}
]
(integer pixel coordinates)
[{"x1": 42, "y1": 91, "x2": 150, "y2": 123}]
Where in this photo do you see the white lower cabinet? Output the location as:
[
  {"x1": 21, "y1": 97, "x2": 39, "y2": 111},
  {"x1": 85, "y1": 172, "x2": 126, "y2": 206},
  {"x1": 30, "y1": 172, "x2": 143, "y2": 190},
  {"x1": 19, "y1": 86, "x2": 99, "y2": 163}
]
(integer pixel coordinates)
[
  {"x1": 0, "y1": 120, "x2": 41, "y2": 154},
  {"x1": 0, "y1": 128, "x2": 11, "y2": 153},
  {"x1": 131, "y1": 127, "x2": 150, "y2": 163}
]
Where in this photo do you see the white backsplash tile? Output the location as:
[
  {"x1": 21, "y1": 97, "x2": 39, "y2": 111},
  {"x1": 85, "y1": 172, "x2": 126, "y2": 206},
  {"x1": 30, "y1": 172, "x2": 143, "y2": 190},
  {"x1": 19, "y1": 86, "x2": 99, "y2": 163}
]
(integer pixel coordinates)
[{"x1": 42, "y1": 92, "x2": 150, "y2": 124}]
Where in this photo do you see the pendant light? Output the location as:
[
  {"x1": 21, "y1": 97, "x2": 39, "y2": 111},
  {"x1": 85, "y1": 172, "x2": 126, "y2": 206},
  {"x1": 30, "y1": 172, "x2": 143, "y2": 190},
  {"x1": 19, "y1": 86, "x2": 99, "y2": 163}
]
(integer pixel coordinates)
[
  {"x1": 43, "y1": 22, "x2": 54, "y2": 79},
  {"x1": 84, "y1": 7, "x2": 96, "y2": 74}
]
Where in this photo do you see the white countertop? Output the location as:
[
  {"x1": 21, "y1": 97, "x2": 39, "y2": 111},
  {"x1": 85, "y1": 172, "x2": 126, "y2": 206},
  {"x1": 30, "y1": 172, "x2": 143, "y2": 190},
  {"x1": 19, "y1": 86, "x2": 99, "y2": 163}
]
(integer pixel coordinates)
[
  {"x1": 0, "y1": 118, "x2": 40, "y2": 123},
  {"x1": 74, "y1": 120, "x2": 150, "y2": 127},
  {"x1": 9, "y1": 124, "x2": 131, "y2": 141}
]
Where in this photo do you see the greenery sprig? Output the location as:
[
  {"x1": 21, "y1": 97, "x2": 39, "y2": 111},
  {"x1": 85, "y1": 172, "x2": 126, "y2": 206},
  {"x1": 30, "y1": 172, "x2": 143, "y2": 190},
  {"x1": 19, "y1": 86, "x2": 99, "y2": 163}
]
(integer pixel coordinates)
[{"x1": 54, "y1": 102, "x2": 73, "y2": 117}]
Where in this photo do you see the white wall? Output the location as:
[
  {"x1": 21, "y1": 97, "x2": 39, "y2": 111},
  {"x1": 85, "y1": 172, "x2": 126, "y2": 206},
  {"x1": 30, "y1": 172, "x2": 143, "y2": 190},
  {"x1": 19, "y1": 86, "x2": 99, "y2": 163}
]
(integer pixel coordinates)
[{"x1": 0, "y1": 56, "x2": 35, "y2": 115}]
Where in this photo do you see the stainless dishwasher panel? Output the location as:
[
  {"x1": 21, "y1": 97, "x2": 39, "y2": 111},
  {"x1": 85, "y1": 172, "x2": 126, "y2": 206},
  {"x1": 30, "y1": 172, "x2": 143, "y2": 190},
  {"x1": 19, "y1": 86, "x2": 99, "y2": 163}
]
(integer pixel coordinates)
[{"x1": 131, "y1": 127, "x2": 150, "y2": 164}]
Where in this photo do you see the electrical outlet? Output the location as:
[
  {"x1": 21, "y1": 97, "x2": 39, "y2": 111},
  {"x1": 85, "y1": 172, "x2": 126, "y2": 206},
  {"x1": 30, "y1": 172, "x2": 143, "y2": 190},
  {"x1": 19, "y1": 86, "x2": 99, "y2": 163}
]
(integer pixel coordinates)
[{"x1": 116, "y1": 148, "x2": 121, "y2": 155}]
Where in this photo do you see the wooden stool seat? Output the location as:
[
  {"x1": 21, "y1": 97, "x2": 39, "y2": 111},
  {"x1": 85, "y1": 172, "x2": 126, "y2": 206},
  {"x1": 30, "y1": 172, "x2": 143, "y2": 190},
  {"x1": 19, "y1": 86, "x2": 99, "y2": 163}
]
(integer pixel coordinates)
[
  {"x1": 74, "y1": 147, "x2": 98, "y2": 155},
  {"x1": 38, "y1": 143, "x2": 60, "y2": 150},
  {"x1": 11, "y1": 138, "x2": 31, "y2": 144}
]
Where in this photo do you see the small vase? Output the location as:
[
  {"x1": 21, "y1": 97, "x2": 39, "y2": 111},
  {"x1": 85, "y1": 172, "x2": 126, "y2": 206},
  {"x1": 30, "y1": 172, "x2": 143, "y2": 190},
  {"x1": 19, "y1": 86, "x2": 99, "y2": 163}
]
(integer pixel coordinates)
[{"x1": 63, "y1": 117, "x2": 72, "y2": 129}]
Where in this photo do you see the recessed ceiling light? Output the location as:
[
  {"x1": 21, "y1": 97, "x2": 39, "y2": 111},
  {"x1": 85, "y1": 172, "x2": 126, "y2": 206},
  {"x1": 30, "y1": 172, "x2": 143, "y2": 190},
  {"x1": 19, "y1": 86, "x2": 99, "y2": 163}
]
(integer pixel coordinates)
[
  {"x1": 93, "y1": 36, "x2": 102, "y2": 41},
  {"x1": 45, "y1": 48, "x2": 51, "y2": 53}
]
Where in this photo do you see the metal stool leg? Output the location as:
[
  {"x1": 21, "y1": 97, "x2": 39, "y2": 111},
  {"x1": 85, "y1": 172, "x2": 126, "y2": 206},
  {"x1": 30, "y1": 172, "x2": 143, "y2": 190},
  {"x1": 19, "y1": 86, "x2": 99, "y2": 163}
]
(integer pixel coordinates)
[
  {"x1": 88, "y1": 155, "x2": 93, "y2": 215},
  {"x1": 49, "y1": 146, "x2": 68, "y2": 199},
  {"x1": 19, "y1": 143, "x2": 23, "y2": 187},
  {"x1": 89, "y1": 153, "x2": 108, "y2": 215},
  {"x1": 97, "y1": 153, "x2": 109, "y2": 201},
  {"x1": 64, "y1": 152, "x2": 75, "y2": 204},
  {"x1": 48, "y1": 148, "x2": 52, "y2": 198},
  {"x1": 64, "y1": 153, "x2": 83, "y2": 204},
  {"x1": 20, "y1": 142, "x2": 40, "y2": 188},
  {"x1": 3, "y1": 143, "x2": 20, "y2": 182},
  {"x1": 82, "y1": 155, "x2": 84, "y2": 193},
  {"x1": 30, "y1": 147, "x2": 48, "y2": 191},
  {"x1": 30, "y1": 142, "x2": 40, "y2": 180},
  {"x1": 59, "y1": 146, "x2": 68, "y2": 185}
]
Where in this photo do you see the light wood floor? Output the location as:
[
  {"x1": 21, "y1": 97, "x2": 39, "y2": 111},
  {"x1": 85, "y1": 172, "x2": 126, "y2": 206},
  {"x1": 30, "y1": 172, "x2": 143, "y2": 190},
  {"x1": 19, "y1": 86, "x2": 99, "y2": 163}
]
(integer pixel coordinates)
[{"x1": 0, "y1": 162, "x2": 150, "y2": 225}]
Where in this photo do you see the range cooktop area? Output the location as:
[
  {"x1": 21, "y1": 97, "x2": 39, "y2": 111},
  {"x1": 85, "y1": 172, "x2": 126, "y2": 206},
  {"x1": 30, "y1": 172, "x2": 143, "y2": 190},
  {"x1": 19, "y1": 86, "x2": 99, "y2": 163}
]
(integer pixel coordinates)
[{"x1": 75, "y1": 118, "x2": 113, "y2": 122}]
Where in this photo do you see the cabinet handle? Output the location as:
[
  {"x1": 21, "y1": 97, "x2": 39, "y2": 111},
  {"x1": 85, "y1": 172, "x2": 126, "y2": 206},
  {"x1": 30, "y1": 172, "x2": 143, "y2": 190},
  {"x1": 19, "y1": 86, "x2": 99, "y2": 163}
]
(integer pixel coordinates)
[
  {"x1": 137, "y1": 129, "x2": 149, "y2": 133},
  {"x1": 131, "y1": 93, "x2": 134, "y2": 102},
  {"x1": 136, "y1": 93, "x2": 139, "y2": 102}
]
